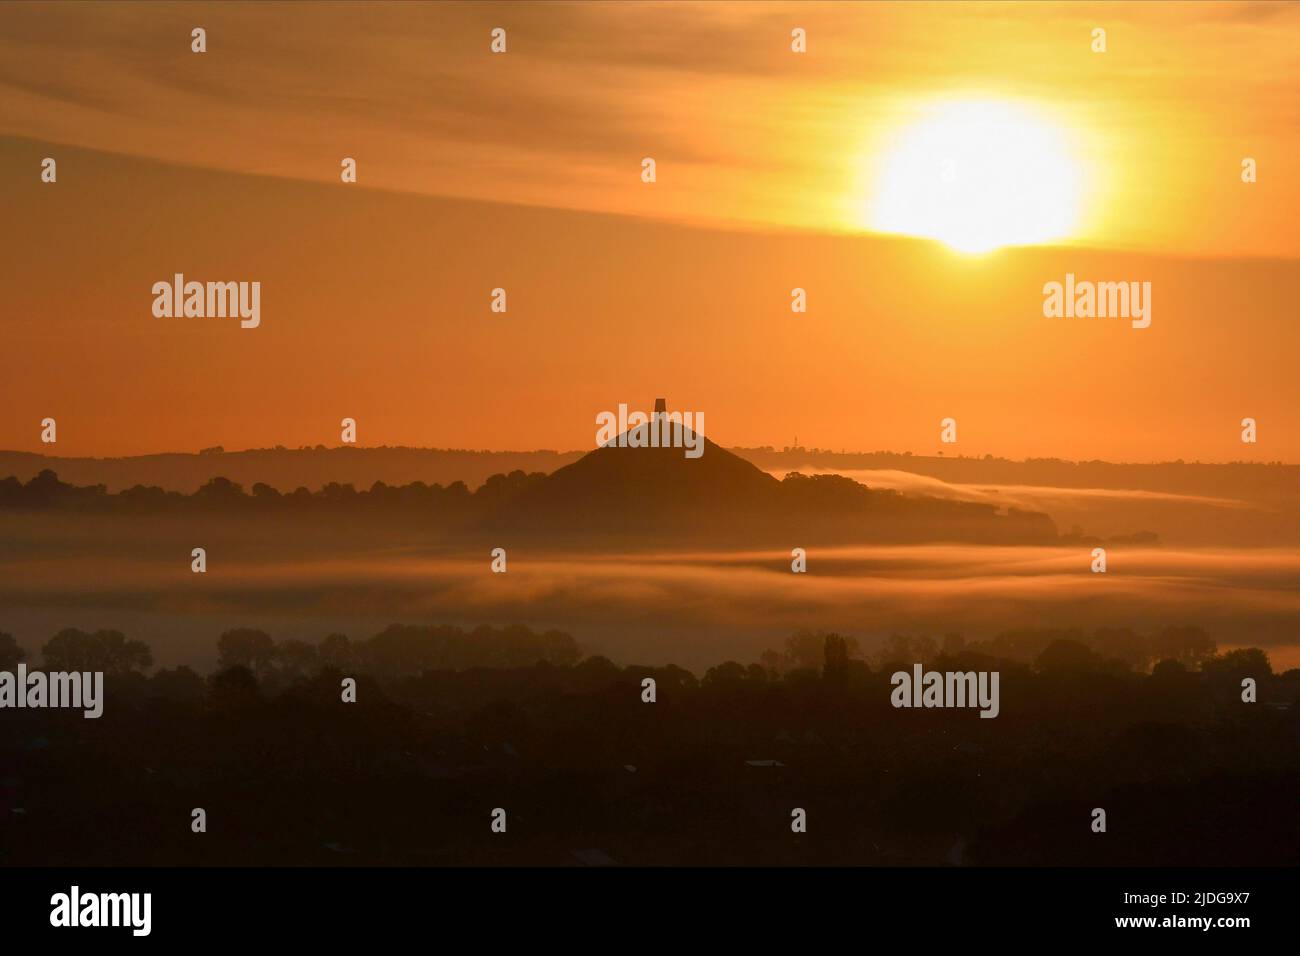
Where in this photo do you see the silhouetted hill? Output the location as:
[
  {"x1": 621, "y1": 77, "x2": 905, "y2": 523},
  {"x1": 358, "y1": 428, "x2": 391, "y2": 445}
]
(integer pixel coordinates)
[
  {"x1": 502, "y1": 429, "x2": 779, "y2": 530},
  {"x1": 492, "y1": 426, "x2": 1056, "y2": 545}
]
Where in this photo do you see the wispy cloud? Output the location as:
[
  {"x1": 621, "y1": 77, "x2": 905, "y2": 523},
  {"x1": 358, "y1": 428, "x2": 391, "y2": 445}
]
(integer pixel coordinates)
[
  {"x1": 1, "y1": 1, "x2": 1296, "y2": 253},
  {"x1": 772, "y1": 468, "x2": 1260, "y2": 512}
]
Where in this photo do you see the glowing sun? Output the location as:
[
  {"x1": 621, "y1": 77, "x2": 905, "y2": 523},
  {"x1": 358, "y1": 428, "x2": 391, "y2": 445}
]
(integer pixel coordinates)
[{"x1": 867, "y1": 99, "x2": 1085, "y2": 254}]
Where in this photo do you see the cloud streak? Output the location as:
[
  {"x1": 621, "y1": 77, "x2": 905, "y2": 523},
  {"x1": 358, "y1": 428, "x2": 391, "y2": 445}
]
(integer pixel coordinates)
[{"x1": 1, "y1": 1, "x2": 1296, "y2": 253}]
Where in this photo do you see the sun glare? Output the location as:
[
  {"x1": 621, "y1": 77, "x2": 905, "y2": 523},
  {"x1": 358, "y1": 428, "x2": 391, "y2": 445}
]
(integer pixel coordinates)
[{"x1": 867, "y1": 99, "x2": 1085, "y2": 254}]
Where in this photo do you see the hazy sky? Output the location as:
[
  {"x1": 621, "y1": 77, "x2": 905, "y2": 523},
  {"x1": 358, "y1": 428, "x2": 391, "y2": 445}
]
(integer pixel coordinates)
[
  {"x1": 2, "y1": 1, "x2": 1297, "y2": 459},
  {"x1": 3, "y1": 1, "x2": 1298, "y2": 252}
]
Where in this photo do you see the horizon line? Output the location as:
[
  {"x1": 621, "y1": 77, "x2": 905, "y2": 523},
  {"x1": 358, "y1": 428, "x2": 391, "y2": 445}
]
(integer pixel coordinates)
[{"x1": 3, "y1": 444, "x2": 1296, "y2": 470}]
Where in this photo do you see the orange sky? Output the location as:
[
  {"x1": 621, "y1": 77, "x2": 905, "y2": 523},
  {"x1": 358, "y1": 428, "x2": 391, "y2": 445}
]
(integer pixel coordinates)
[{"x1": 1, "y1": 1, "x2": 1298, "y2": 460}]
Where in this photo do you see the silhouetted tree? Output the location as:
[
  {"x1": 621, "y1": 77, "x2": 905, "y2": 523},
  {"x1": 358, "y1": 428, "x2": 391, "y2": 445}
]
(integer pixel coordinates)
[
  {"x1": 987, "y1": 628, "x2": 1083, "y2": 663},
  {"x1": 147, "y1": 665, "x2": 206, "y2": 702},
  {"x1": 216, "y1": 628, "x2": 276, "y2": 674},
  {"x1": 1091, "y1": 626, "x2": 1150, "y2": 672},
  {"x1": 785, "y1": 630, "x2": 861, "y2": 672},
  {"x1": 317, "y1": 632, "x2": 355, "y2": 671},
  {"x1": 1035, "y1": 639, "x2": 1104, "y2": 675},
  {"x1": 41, "y1": 628, "x2": 152, "y2": 674},
  {"x1": 1151, "y1": 658, "x2": 1188, "y2": 680},
  {"x1": 703, "y1": 661, "x2": 748, "y2": 686},
  {"x1": 784, "y1": 631, "x2": 826, "y2": 671},
  {"x1": 877, "y1": 633, "x2": 914, "y2": 670},
  {"x1": 193, "y1": 476, "x2": 246, "y2": 503},
  {"x1": 759, "y1": 648, "x2": 783, "y2": 677},
  {"x1": 574, "y1": 655, "x2": 619, "y2": 677},
  {"x1": 251, "y1": 482, "x2": 280, "y2": 499},
  {"x1": 1202, "y1": 648, "x2": 1271, "y2": 682},
  {"x1": 1152, "y1": 625, "x2": 1216, "y2": 669},
  {"x1": 0, "y1": 631, "x2": 26, "y2": 670},
  {"x1": 208, "y1": 665, "x2": 262, "y2": 709},
  {"x1": 274, "y1": 639, "x2": 319, "y2": 680},
  {"x1": 823, "y1": 633, "x2": 849, "y2": 686},
  {"x1": 320, "y1": 482, "x2": 358, "y2": 502}
]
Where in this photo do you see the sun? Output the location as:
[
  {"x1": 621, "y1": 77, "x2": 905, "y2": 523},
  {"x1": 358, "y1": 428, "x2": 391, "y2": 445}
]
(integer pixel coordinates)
[{"x1": 866, "y1": 98, "x2": 1086, "y2": 254}]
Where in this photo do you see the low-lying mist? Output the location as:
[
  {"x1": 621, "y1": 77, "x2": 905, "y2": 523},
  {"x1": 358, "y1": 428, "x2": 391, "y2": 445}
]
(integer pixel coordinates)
[{"x1": 3, "y1": 512, "x2": 1298, "y2": 672}]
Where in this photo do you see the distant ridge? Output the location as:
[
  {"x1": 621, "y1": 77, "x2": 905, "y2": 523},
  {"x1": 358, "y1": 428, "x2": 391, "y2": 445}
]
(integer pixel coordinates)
[
  {"x1": 0, "y1": 447, "x2": 584, "y2": 495},
  {"x1": 2, "y1": 426, "x2": 1059, "y2": 547},
  {"x1": 3, "y1": 444, "x2": 1293, "y2": 507}
]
